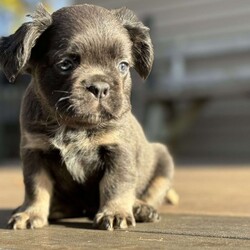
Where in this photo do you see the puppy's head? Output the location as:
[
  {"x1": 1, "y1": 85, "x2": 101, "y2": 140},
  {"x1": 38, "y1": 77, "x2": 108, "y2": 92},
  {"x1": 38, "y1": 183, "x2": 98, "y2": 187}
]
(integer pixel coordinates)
[{"x1": 0, "y1": 4, "x2": 153, "y2": 127}]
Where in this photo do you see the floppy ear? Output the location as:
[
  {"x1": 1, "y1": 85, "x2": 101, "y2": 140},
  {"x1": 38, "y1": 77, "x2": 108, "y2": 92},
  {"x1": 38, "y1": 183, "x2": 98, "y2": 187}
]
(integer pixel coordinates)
[
  {"x1": 111, "y1": 7, "x2": 154, "y2": 80},
  {"x1": 0, "y1": 4, "x2": 52, "y2": 83}
]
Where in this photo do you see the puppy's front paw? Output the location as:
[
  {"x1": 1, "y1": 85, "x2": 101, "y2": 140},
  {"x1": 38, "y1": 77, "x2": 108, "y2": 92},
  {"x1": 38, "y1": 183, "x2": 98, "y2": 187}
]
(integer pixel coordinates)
[
  {"x1": 93, "y1": 210, "x2": 135, "y2": 231},
  {"x1": 8, "y1": 211, "x2": 48, "y2": 230},
  {"x1": 133, "y1": 201, "x2": 160, "y2": 222}
]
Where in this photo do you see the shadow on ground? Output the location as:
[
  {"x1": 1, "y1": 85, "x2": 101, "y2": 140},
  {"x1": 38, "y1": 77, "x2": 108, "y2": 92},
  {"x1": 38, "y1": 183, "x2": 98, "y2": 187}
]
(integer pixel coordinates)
[
  {"x1": 0, "y1": 209, "x2": 93, "y2": 230},
  {"x1": 51, "y1": 220, "x2": 93, "y2": 230},
  {"x1": 0, "y1": 209, "x2": 12, "y2": 229}
]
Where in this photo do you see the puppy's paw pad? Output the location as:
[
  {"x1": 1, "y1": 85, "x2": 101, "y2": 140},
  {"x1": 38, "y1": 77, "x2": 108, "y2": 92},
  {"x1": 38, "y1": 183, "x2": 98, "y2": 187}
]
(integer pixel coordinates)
[
  {"x1": 7, "y1": 212, "x2": 47, "y2": 230},
  {"x1": 133, "y1": 203, "x2": 160, "y2": 222},
  {"x1": 93, "y1": 212, "x2": 135, "y2": 231}
]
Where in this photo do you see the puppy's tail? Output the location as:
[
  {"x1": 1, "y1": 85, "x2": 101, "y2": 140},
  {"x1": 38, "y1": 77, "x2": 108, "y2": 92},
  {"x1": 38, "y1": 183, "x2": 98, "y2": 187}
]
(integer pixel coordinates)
[{"x1": 165, "y1": 188, "x2": 179, "y2": 205}]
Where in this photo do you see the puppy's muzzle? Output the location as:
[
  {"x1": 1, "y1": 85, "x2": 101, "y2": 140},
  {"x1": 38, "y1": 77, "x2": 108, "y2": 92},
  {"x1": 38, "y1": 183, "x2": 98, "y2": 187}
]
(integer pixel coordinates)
[{"x1": 86, "y1": 82, "x2": 110, "y2": 99}]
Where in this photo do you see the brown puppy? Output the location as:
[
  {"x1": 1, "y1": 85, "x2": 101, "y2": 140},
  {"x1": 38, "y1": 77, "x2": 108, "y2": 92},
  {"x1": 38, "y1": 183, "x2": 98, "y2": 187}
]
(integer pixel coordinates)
[{"x1": 0, "y1": 4, "x2": 178, "y2": 230}]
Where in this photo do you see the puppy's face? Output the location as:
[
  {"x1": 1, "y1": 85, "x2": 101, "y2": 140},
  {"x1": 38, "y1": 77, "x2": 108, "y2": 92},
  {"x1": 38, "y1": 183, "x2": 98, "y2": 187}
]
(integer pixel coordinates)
[
  {"x1": 33, "y1": 6, "x2": 133, "y2": 126},
  {"x1": 0, "y1": 4, "x2": 154, "y2": 127}
]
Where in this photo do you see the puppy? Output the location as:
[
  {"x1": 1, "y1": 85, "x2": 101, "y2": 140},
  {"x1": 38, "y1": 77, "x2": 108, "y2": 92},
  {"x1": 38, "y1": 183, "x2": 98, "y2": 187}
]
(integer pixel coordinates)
[{"x1": 0, "y1": 4, "x2": 178, "y2": 230}]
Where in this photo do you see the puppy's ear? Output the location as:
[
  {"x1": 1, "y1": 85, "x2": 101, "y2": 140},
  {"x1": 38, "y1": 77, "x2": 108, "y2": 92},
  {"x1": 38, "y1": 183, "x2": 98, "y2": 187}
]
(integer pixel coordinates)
[
  {"x1": 0, "y1": 4, "x2": 52, "y2": 83},
  {"x1": 111, "y1": 7, "x2": 154, "y2": 80}
]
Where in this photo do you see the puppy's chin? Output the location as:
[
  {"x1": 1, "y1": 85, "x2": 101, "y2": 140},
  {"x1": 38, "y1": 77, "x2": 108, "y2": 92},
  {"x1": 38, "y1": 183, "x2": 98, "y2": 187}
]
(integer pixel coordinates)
[
  {"x1": 59, "y1": 111, "x2": 116, "y2": 129},
  {"x1": 53, "y1": 96, "x2": 126, "y2": 129}
]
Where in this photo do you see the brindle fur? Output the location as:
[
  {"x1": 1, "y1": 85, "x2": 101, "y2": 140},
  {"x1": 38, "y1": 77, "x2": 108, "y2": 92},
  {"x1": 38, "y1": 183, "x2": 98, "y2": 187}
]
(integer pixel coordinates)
[{"x1": 0, "y1": 4, "x2": 177, "y2": 230}]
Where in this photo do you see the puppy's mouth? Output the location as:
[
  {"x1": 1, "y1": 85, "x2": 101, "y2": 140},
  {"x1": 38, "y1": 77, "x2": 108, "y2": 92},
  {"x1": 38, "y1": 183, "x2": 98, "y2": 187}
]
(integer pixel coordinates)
[{"x1": 55, "y1": 99, "x2": 118, "y2": 128}]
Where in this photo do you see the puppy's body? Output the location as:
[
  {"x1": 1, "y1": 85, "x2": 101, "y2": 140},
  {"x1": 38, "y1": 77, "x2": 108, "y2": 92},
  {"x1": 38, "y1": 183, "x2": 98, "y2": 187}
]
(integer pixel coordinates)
[{"x1": 0, "y1": 4, "x2": 176, "y2": 230}]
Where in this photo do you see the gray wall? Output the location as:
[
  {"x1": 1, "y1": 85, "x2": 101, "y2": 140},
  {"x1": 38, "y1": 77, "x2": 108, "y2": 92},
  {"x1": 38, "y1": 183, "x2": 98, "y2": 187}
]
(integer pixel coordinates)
[{"x1": 74, "y1": 0, "x2": 250, "y2": 48}]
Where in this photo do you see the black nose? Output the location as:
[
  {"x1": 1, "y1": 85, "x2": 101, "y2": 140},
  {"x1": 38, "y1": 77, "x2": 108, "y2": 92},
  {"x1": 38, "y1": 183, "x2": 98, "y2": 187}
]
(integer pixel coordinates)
[{"x1": 86, "y1": 82, "x2": 110, "y2": 99}]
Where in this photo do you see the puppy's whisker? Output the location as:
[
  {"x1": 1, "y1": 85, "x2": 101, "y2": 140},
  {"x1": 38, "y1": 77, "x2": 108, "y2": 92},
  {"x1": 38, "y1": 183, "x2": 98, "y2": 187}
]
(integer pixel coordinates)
[
  {"x1": 66, "y1": 104, "x2": 75, "y2": 113},
  {"x1": 54, "y1": 90, "x2": 70, "y2": 94},
  {"x1": 58, "y1": 96, "x2": 70, "y2": 102},
  {"x1": 55, "y1": 96, "x2": 72, "y2": 112},
  {"x1": 61, "y1": 103, "x2": 73, "y2": 113},
  {"x1": 54, "y1": 111, "x2": 62, "y2": 126},
  {"x1": 55, "y1": 96, "x2": 71, "y2": 107}
]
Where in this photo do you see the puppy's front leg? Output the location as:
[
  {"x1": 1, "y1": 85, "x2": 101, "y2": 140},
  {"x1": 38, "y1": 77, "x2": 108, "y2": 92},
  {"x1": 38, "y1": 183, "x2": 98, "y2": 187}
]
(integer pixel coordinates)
[
  {"x1": 94, "y1": 147, "x2": 136, "y2": 230},
  {"x1": 8, "y1": 150, "x2": 53, "y2": 230}
]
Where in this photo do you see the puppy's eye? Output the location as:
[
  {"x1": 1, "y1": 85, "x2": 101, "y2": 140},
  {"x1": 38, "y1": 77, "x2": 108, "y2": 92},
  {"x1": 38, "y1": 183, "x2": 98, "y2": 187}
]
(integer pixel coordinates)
[
  {"x1": 57, "y1": 59, "x2": 74, "y2": 72},
  {"x1": 118, "y1": 61, "x2": 129, "y2": 74}
]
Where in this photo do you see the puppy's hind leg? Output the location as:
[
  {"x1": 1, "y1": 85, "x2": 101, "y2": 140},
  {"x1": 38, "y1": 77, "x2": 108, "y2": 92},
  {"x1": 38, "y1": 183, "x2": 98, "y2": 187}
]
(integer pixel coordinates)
[
  {"x1": 8, "y1": 150, "x2": 53, "y2": 230},
  {"x1": 134, "y1": 144, "x2": 179, "y2": 223},
  {"x1": 142, "y1": 143, "x2": 176, "y2": 206}
]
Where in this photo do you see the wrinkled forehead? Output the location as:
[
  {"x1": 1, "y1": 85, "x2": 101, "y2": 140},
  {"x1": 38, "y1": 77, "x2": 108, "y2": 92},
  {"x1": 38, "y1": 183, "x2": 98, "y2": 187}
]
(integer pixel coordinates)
[{"x1": 48, "y1": 5, "x2": 133, "y2": 63}]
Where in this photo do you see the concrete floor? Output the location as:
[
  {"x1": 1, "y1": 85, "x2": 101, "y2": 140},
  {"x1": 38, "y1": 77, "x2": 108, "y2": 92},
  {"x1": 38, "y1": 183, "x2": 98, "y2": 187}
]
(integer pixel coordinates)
[{"x1": 0, "y1": 165, "x2": 250, "y2": 249}]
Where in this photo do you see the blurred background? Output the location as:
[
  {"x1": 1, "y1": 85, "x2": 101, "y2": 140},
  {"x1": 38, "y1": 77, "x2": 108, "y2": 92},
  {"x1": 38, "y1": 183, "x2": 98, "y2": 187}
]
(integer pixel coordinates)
[{"x1": 1, "y1": 0, "x2": 250, "y2": 165}]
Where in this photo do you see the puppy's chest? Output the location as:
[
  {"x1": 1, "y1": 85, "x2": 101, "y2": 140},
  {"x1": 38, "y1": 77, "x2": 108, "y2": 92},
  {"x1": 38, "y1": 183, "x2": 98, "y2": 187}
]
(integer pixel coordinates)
[{"x1": 50, "y1": 127, "x2": 117, "y2": 182}]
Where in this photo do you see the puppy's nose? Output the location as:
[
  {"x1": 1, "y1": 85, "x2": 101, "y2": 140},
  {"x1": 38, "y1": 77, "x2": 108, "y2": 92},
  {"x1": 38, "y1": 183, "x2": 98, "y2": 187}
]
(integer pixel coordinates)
[{"x1": 87, "y1": 82, "x2": 110, "y2": 99}]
